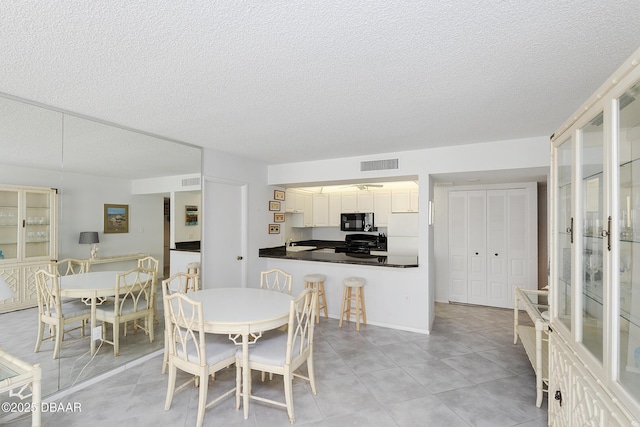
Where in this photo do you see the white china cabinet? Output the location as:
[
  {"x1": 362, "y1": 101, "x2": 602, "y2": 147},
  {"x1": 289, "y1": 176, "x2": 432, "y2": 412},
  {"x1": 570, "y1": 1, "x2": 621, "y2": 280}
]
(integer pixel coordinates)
[
  {"x1": 0, "y1": 185, "x2": 57, "y2": 313},
  {"x1": 549, "y1": 46, "x2": 640, "y2": 425}
]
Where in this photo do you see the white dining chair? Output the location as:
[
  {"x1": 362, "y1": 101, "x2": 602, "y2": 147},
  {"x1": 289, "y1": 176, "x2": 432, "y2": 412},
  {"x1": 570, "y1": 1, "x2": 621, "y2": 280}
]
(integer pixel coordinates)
[
  {"x1": 164, "y1": 291, "x2": 237, "y2": 427},
  {"x1": 160, "y1": 272, "x2": 199, "y2": 374},
  {"x1": 34, "y1": 270, "x2": 91, "y2": 359},
  {"x1": 137, "y1": 256, "x2": 160, "y2": 322},
  {"x1": 260, "y1": 268, "x2": 292, "y2": 295},
  {"x1": 234, "y1": 287, "x2": 317, "y2": 424},
  {"x1": 95, "y1": 267, "x2": 156, "y2": 356}
]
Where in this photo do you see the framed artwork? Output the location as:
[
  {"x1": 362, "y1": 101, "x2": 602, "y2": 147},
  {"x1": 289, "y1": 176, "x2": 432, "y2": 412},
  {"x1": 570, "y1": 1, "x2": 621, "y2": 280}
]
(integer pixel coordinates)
[
  {"x1": 268, "y1": 224, "x2": 280, "y2": 234},
  {"x1": 274, "y1": 190, "x2": 285, "y2": 201},
  {"x1": 185, "y1": 205, "x2": 198, "y2": 226},
  {"x1": 104, "y1": 204, "x2": 129, "y2": 234},
  {"x1": 274, "y1": 213, "x2": 285, "y2": 222},
  {"x1": 269, "y1": 201, "x2": 281, "y2": 211}
]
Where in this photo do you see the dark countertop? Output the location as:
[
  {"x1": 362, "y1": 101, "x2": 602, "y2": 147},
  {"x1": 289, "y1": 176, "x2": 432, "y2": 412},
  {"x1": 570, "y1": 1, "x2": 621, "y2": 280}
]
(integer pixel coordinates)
[
  {"x1": 259, "y1": 244, "x2": 418, "y2": 268},
  {"x1": 172, "y1": 241, "x2": 201, "y2": 252}
]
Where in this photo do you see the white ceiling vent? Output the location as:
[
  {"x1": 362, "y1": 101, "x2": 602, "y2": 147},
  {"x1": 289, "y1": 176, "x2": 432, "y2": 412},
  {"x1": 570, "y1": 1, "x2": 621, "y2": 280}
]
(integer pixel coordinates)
[
  {"x1": 360, "y1": 159, "x2": 398, "y2": 172},
  {"x1": 181, "y1": 177, "x2": 201, "y2": 187}
]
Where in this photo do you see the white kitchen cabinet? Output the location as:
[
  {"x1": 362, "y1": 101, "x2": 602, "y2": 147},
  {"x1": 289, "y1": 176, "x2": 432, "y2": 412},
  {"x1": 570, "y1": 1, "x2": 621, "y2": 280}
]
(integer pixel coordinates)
[
  {"x1": 391, "y1": 189, "x2": 419, "y2": 212},
  {"x1": 373, "y1": 191, "x2": 391, "y2": 227},
  {"x1": 303, "y1": 194, "x2": 312, "y2": 226},
  {"x1": 448, "y1": 184, "x2": 536, "y2": 309},
  {"x1": 312, "y1": 194, "x2": 329, "y2": 227},
  {"x1": 285, "y1": 189, "x2": 306, "y2": 213},
  {"x1": 329, "y1": 193, "x2": 342, "y2": 227},
  {"x1": 341, "y1": 192, "x2": 374, "y2": 213},
  {"x1": 0, "y1": 185, "x2": 58, "y2": 313},
  {"x1": 548, "y1": 47, "x2": 640, "y2": 424}
]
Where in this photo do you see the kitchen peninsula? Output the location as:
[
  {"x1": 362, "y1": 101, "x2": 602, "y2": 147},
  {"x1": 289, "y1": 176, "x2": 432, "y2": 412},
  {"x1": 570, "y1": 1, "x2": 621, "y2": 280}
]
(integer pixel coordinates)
[{"x1": 259, "y1": 244, "x2": 418, "y2": 268}]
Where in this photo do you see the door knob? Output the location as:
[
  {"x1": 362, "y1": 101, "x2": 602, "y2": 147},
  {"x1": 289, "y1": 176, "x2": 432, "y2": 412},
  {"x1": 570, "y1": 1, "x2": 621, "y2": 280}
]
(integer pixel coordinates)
[{"x1": 237, "y1": 256, "x2": 243, "y2": 260}]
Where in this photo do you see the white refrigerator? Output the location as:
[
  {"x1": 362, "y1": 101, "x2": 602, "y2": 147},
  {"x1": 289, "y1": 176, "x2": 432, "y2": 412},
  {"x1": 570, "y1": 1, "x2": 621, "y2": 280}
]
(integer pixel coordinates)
[{"x1": 386, "y1": 213, "x2": 419, "y2": 256}]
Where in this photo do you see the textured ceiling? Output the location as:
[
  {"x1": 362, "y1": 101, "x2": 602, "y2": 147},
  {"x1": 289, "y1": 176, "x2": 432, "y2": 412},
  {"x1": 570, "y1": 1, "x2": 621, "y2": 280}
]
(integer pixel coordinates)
[{"x1": 1, "y1": 1, "x2": 640, "y2": 168}]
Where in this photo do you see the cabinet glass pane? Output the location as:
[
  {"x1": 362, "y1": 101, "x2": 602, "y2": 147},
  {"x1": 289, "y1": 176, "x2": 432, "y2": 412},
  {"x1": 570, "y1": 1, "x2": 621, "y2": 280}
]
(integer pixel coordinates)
[
  {"x1": 618, "y1": 81, "x2": 640, "y2": 396},
  {"x1": 24, "y1": 191, "x2": 51, "y2": 259},
  {"x1": 556, "y1": 138, "x2": 573, "y2": 330},
  {"x1": 581, "y1": 112, "x2": 604, "y2": 363},
  {"x1": 0, "y1": 190, "x2": 19, "y2": 261}
]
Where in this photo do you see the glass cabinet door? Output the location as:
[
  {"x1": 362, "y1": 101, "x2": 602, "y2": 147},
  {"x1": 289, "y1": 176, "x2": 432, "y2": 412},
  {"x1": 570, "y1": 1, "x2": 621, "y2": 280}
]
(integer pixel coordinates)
[
  {"x1": 0, "y1": 189, "x2": 19, "y2": 261},
  {"x1": 23, "y1": 190, "x2": 53, "y2": 260},
  {"x1": 617, "y1": 80, "x2": 640, "y2": 398},
  {"x1": 580, "y1": 112, "x2": 605, "y2": 363},
  {"x1": 556, "y1": 137, "x2": 573, "y2": 331}
]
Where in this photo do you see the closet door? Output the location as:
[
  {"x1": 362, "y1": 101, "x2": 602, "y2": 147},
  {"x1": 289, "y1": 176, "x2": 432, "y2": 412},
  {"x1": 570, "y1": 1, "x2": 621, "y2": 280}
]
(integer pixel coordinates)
[
  {"x1": 486, "y1": 190, "x2": 508, "y2": 307},
  {"x1": 507, "y1": 188, "x2": 530, "y2": 307},
  {"x1": 467, "y1": 190, "x2": 487, "y2": 305},
  {"x1": 448, "y1": 191, "x2": 468, "y2": 303}
]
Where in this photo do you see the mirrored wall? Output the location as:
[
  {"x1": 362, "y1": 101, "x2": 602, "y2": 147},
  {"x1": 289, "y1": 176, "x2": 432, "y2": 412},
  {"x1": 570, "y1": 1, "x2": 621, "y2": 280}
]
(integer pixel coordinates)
[{"x1": 0, "y1": 94, "x2": 201, "y2": 399}]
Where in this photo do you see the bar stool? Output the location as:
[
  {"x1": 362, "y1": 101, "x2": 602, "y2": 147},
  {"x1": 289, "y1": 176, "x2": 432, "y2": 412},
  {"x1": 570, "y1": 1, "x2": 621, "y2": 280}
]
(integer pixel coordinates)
[
  {"x1": 303, "y1": 274, "x2": 328, "y2": 323},
  {"x1": 185, "y1": 262, "x2": 200, "y2": 292},
  {"x1": 339, "y1": 277, "x2": 367, "y2": 331}
]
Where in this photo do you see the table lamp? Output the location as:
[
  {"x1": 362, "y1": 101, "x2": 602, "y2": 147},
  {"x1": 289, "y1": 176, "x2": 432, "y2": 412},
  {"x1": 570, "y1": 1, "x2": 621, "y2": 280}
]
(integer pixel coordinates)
[
  {"x1": 79, "y1": 231, "x2": 100, "y2": 259},
  {"x1": 0, "y1": 275, "x2": 13, "y2": 302}
]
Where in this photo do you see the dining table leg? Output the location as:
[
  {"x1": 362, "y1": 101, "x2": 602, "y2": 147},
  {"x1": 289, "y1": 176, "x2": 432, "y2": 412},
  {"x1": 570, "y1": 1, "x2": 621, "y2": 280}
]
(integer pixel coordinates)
[
  {"x1": 90, "y1": 295, "x2": 97, "y2": 355},
  {"x1": 242, "y1": 332, "x2": 250, "y2": 420}
]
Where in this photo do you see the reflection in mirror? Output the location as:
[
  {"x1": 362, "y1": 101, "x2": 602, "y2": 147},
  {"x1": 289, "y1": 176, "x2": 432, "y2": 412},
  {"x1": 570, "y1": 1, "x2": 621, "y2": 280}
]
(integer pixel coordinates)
[{"x1": 0, "y1": 94, "x2": 201, "y2": 405}]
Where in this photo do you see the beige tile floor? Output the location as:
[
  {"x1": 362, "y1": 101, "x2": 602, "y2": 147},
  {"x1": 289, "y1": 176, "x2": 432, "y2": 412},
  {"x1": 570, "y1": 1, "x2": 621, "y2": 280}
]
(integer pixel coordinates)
[{"x1": 3, "y1": 302, "x2": 547, "y2": 427}]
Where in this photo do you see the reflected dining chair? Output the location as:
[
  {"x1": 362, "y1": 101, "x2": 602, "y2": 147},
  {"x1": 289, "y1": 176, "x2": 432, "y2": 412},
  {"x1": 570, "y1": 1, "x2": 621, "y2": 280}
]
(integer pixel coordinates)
[
  {"x1": 260, "y1": 268, "x2": 292, "y2": 294},
  {"x1": 164, "y1": 291, "x2": 237, "y2": 427},
  {"x1": 161, "y1": 272, "x2": 200, "y2": 374},
  {"x1": 137, "y1": 256, "x2": 160, "y2": 322},
  {"x1": 95, "y1": 267, "x2": 156, "y2": 356},
  {"x1": 34, "y1": 270, "x2": 91, "y2": 359},
  {"x1": 48, "y1": 258, "x2": 88, "y2": 276},
  {"x1": 234, "y1": 287, "x2": 318, "y2": 424}
]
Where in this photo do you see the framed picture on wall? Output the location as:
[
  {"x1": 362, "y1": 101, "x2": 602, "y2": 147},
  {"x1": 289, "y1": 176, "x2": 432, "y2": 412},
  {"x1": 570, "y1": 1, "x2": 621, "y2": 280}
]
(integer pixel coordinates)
[
  {"x1": 104, "y1": 204, "x2": 129, "y2": 234},
  {"x1": 269, "y1": 201, "x2": 281, "y2": 211},
  {"x1": 269, "y1": 224, "x2": 280, "y2": 234},
  {"x1": 185, "y1": 205, "x2": 198, "y2": 226},
  {"x1": 274, "y1": 190, "x2": 285, "y2": 201},
  {"x1": 274, "y1": 213, "x2": 285, "y2": 222}
]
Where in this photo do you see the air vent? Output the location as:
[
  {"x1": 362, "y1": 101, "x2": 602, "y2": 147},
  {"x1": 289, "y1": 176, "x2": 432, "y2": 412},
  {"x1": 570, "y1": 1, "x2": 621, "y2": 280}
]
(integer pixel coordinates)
[
  {"x1": 181, "y1": 177, "x2": 201, "y2": 187},
  {"x1": 360, "y1": 159, "x2": 398, "y2": 172}
]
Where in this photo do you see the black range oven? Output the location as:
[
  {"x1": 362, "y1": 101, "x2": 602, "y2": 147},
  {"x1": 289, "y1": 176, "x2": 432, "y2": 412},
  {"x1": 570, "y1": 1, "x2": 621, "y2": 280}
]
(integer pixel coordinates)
[{"x1": 334, "y1": 234, "x2": 384, "y2": 255}]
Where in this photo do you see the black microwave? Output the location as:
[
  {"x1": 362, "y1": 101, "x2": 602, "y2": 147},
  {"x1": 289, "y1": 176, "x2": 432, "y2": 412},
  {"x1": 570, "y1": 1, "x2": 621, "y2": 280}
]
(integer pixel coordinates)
[{"x1": 340, "y1": 212, "x2": 374, "y2": 232}]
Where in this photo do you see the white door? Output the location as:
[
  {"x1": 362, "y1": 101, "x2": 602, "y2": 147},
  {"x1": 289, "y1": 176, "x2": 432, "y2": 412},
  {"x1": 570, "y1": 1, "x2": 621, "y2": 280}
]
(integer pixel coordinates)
[
  {"x1": 486, "y1": 190, "x2": 508, "y2": 307},
  {"x1": 507, "y1": 188, "x2": 529, "y2": 305},
  {"x1": 202, "y1": 178, "x2": 246, "y2": 288},
  {"x1": 467, "y1": 190, "x2": 487, "y2": 305},
  {"x1": 448, "y1": 191, "x2": 468, "y2": 303}
]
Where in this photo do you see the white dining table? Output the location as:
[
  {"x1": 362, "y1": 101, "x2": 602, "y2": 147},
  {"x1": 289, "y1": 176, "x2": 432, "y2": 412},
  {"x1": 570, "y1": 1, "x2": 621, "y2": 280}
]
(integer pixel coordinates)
[
  {"x1": 59, "y1": 270, "x2": 150, "y2": 355},
  {"x1": 188, "y1": 287, "x2": 292, "y2": 420}
]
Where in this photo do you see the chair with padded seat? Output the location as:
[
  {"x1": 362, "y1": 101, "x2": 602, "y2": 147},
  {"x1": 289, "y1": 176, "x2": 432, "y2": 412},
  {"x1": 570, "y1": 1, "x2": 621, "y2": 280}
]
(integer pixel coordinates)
[
  {"x1": 34, "y1": 270, "x2": 91, "y2": 359},
  {"x1": 260, "y1": 268, "x2": 292, "y2": 295},
  {"x1": 164, "y1": 290, "x2": 237, "y2": 427},
  {"x1": 95, "y1": 267, "x2": 156, "y2": 356},
  {"x1": 234, "y1": 287, "x2": 318, "y2": 424},
  {"x1": 138, "y1": 256, "x2": 160, "y2": 322},
  {"x1": 160, "y1": 272, "x2": 200, "y2": 374},
  {"x1": 48, "y1": 258, "x2": 88, "y2": 276}
]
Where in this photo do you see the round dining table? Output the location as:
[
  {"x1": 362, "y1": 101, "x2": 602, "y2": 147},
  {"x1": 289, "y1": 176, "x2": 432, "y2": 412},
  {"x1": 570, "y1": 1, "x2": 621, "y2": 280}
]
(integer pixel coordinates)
[{"x1": 188, "y1": 287, "x2": 293, "y2": 420}]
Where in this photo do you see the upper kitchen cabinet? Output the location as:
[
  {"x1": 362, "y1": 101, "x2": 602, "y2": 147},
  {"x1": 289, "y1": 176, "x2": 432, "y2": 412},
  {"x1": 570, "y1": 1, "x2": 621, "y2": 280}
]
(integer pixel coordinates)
[
  {"x1": 548, "y1": 47, "x2": 640, "y2": 425},
  {"x1": 392, "y1": 189, "x2": 419, "y2": 212},
  {"x1": 312, "y1": 193, "x2": 329, "y2": 227},
  {"x1": 329, "y1": 193, "x2": 342, "y2": 227},
  {"x1": 373, "y1": 191, "x2": 391, "y2": 227},
  {"x1": 341, "y1": 192, "x2": 374, "y2": 213}
]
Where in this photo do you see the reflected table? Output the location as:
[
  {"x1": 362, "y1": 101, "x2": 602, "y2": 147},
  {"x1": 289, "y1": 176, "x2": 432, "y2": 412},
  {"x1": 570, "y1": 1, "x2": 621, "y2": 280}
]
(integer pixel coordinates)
[{"x1": 188, "y1": 288, "x2": 292, "y2": 419}]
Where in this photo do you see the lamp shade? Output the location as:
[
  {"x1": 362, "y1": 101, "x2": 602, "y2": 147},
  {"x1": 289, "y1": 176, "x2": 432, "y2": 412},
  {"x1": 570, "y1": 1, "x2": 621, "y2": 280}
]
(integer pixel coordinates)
[
  {"x1": 79, "y1": 231, "x2": 99, "y2": 244},
  {"x1": 0, "y1": 275, "x2": 13, "y2": 302}
]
